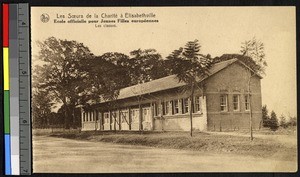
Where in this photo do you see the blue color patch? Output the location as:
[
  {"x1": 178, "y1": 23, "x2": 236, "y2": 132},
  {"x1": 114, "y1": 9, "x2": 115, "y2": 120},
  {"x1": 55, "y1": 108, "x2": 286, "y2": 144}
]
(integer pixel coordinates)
[{"x1": 5, "y1": 134, "x2": 11, "y2": 175}]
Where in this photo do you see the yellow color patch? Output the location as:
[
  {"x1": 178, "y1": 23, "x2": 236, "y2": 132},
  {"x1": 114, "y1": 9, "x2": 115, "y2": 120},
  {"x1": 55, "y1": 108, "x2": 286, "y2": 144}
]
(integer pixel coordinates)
[{"x1": 3, "y1": 48, "x2": 9, "y2": 90}]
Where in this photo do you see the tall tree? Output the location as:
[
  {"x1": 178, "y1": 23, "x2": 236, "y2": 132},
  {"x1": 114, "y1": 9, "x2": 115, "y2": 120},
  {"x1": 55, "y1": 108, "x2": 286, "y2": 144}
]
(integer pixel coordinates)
[
  {"x1": 262, "y1": 105, "x2": 270, "y2": 128},
  {"x1": 84, "y1": 55, "x2": 132, "y2": 103},
  {"x1": 241, "y1": 37, "x2": 267, "y2": 75},
  {"x1": 32, "y1": 90, "x2": 53, "y2": 128},
  {"x1": 100, "y1": 52, "x2": 133, "y2": 88},
  {"x1": 279, "y1": 114, "x2": 287, "y2": 128},
  {"x1": 288, "y1": 116, "x2": 297, "y2": 127},
  {"x1": 269, "y1": 110, "x2": 279, "y2": 131},
  {"x1": 34, "y1": 37, "x2": 93, "y2": 129},
  {"x1": 101, "y1": 52, "x2": 131, "y2": 67},
  {"x1": 241, "y1": 37, "x2": 267, "y2": 140},
  {"x1": 167, "y1": 39, "x2": 212, "y2": 137},
  {"x1": 83, "y1": 55, "x2": 135, "y2": 130},
  {"x1": 129, "y1": 49, "x2": 168, "y2": 84}
]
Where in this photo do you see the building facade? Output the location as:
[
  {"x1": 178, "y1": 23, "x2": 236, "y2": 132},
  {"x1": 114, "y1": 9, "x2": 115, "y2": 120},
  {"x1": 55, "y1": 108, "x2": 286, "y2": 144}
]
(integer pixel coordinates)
[{"x1": 81, "y1": 59, "x2": 262, "y2": 132}]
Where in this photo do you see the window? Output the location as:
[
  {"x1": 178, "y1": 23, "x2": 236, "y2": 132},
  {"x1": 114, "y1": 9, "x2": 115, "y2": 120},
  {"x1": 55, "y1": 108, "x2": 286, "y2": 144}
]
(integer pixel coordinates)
[
  {"x1": 154, "y1": 103, "x2": 158, "y2": 116},
  {"x1": 131, "y1": 109, "x2": 138, "y2": 122},
  {"x1": 111, "y1": 113, "x2": 115, "y2": 123},
  {"x1": 170, "y1": 101, "x2": 174, "y2": 115},
  {"x1": 91, "y1": 112, "x2": 94, "y2": 121},
  {"x1": 111, "y1": 112, "x2": 117, "y2": 123},
  {"x1": 157, "y1": 103, "x2": 161, "y2": 116},
  {"x1": 104, "y1": 112, "x2": 110, "y2": 124},
  {"x1": 233, "y1": 95, "x2": 240, "y2": 111},
  {"x1": 121, "y1": 111, "x2": 127, "y2": 123},
  {"x1": 194, "y1": 96, "x2": 202, "y2": 113},
  {"x1": 182, "y1": 98, "x2": 189, "y2": 114},
  {"x1": 95, "y1": 111, "x2": 98, "y2": 121},
  {"x1": 164, "y1": 101, "x2": 169, "y2": 115},
  {"x1": 163, "y1": 101, "x2": 169, "y2": 115},
  {"x1": 220, "y1": 95, "x2": 228, "y2": 112},
  {"x1": 245, "y1": 95, "x2": 250, "y2": 111},
  {"x1": 161, "y1": 102, "x2": 167, "y2": 115},
  {"x1": 174, "y1": 100, "x2": 179, "y2": 114},
  {"x1": 161, "y1": 102, "x2": 165, "y2": 115},
  {"x1": 153, "y1": 102, "x2": 161, "y2": 116}
]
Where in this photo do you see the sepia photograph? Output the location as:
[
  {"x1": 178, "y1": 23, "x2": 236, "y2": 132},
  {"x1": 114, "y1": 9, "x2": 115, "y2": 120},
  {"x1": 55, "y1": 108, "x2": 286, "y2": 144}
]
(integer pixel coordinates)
[{"x1": 31, "y1": 6, "x2": 297, "y2": 173}]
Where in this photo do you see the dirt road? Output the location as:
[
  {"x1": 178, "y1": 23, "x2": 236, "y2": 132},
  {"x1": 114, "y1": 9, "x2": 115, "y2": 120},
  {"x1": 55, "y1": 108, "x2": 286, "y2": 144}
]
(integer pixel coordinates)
[{"x1": 33, "y1": 136, "x2": 297, "y2": 173}]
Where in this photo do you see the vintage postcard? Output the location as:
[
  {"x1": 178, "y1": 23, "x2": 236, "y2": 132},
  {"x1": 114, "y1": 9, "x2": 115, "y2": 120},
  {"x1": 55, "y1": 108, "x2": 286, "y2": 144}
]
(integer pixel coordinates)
[{"x1": 31, "y1": 6, "x2": 297, "y2": 173}]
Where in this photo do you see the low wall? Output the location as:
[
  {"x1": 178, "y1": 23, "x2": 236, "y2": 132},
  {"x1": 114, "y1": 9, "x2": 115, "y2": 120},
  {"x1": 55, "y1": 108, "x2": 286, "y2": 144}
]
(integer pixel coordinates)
[
  {"x1": 82, "y1": 121, "x2": 100, "y2": 131},
  {"x1": 121, "y1": 123, "x2": 130, "y2": 130},
  {"x1": 154, "y1": 114, "x2": 207, "y2": 131},
  {"x1": 131, "y1": 122, "x2": 139, "y2": 130}
]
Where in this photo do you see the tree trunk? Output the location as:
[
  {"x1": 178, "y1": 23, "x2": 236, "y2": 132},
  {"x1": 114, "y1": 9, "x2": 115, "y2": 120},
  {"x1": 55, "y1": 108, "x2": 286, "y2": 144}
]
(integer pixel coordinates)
[
  {"x1": 248, "y1": 74, "x2": 253, "y2": 141},
  {"x1": 72, "y1": 107, "x2": 76, "y2": 129},
  {"x1": 62, "y1": 96, "x2": 72, "y2": 130},
  {"x1": 63, "y1": 97, "x2": 68, "y2": 129},
  {"x1": 190, "y1": 83, "x2": 195, "y2": 137},
  {"x1": 138, "y1": 97, "x2": 143, "y2": 133},
  {"x1": 128, "y1": 107, "x2": 132, "y2": 130},
  {"x1": 114, "y1": 112, "x2": 117, "y2": 133}
]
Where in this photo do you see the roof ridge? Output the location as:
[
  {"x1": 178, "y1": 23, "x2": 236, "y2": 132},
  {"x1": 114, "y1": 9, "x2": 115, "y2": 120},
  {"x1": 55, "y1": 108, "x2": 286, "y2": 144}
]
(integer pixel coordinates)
[{"x1": 94, "y1": 58, "x2": 239, "y2": 104}]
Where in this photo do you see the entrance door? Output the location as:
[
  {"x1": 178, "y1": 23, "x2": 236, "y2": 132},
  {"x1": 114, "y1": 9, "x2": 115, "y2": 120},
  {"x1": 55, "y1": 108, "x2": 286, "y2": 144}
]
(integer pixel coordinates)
[
  {"x1": 142, "y1": 107, "x2": 152, "y2": 130},
  {"x1": 130, "y1": 109, "x2": 139, "y2": 130},
  {"x1": 120, "y1": 110, "x2": 130, "y2": 130},
  {"x1": 111, "y1": 111, "x2": 120, "y2": 130}
]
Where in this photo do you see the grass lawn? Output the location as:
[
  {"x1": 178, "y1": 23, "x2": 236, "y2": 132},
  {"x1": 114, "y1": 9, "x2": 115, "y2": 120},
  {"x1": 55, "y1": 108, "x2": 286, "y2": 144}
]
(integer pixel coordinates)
[{"x1": 45, "y1": 130, "x2": 296, "y2": 161}]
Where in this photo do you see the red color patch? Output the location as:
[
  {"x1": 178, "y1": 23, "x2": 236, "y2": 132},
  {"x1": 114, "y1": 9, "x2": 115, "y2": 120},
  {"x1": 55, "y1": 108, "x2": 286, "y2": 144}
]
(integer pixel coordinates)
[{"x1": 3, "y1": 4, "x2": 9, "y2": 47}]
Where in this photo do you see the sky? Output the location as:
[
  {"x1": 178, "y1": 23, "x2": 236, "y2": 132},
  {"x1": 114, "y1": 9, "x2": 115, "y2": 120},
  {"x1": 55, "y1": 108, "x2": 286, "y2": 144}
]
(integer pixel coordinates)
[{"x1": 31, "y1": 7, "x2": 296, "y2": 117}]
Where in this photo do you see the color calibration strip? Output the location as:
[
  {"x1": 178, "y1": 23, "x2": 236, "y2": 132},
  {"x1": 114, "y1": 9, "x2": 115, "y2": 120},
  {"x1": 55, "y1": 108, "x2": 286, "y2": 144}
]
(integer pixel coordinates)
[
  {"x1": 9, "y1": 4, "x2": 20, "y2": 175},
  {"x1": 3, "y1": 3, "x2": 12, "y2": 175},
  {"x1": 3, "y1": 3, "x2": 31, "y2": 175}
]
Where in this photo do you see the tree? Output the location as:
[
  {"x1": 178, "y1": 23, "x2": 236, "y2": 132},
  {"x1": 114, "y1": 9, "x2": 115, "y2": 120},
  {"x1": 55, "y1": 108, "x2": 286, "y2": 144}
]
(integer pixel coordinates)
[
  {"x1": 34, "y1": 37, "x2": 93, "y2": 129},
  {"x1": 279, "y1": 114, "x2": 288, "y2": 128},
  {"x1": 129, "y1": 49, "x2": 168, "y2": 84},
  {"x1": 101, "y1": 52, "x2": 130, "y2": 66},
  {"x1": 48, "y1": 112, "x2": 64, "y2": 128},
  {"x1": 84, "y1": 55, "x2": 132, "y2": 103},
  {"x1": 84, "y1": 54, "x2": 137, "y2": 131},
  {"x1": 56, "y1": 104, "x2": 81, "y2": 129},
  {"x1": 288, "y1": 116, "x2": 297, "y2": 126},
  {"x1": 240, "y1": 37, "x2": 267, "y2": 140},
  {"x1": 166, "y1": 39, "x2": 212, "y2": 137},
  {"x1": 269, "y1": 110, "x2": 279, "y2": 131},
  {"x1": 32, "y1": 89, "x2": 54, "y2": 128},
  {"x1": 283, "y1": 115, "x2": 297, "y2": 127},
  {"x1": 262, "y1": 105, "x2": 270, "y2": 127},
  {"x1": 100, "y1": 52, "x2": 135, "y2": 88},
  {"x1": 241, "y1": 37, "x2": 267, "y2": 75}
]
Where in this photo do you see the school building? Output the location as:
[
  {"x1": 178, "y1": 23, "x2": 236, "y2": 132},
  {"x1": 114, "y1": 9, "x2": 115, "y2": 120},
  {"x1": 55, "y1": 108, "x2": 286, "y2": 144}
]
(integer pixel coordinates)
[{"x1": 81, "y1": 58, "x2": 262, "y2": 132}]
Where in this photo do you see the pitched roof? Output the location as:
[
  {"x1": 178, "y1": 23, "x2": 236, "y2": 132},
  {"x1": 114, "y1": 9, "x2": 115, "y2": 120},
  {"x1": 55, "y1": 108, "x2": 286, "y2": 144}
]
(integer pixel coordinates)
[{"x1": 104, "y1": 58, "x2": 239, "y2": 102}]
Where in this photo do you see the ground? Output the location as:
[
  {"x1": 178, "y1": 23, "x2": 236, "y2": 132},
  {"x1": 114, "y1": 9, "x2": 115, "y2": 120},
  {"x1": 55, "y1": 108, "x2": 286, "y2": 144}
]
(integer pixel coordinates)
[{"x1": 33, "y1": 129, "x2": 297, "y2": 173}]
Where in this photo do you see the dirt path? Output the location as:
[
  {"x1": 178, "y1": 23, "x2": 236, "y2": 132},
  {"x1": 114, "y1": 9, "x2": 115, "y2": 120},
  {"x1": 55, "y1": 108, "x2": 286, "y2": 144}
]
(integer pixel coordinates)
[{"x1": 33, "y1": 136, "x2": 297, "y2": 173}]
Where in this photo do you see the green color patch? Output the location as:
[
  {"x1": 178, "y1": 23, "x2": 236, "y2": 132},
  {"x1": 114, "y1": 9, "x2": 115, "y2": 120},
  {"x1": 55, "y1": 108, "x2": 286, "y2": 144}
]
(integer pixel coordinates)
[{"x1": 4, "y1": 91, "x2": 10, "y2": 134}]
